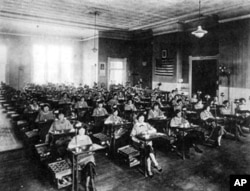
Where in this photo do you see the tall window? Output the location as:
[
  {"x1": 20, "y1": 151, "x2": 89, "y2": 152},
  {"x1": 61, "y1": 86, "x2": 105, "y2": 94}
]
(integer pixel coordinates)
[
  {"x1": 108, "y1": 58, "x2": 127, "y2": 89},
  {"x1": 47, "y1": 45, "x2": 59, "y2": 83},
  {"x1": 33, "y1": 44, "x2": 73, "y2": 84},
  {"x1": 61, "y1": 46, "x2": 73, "y2": 83},
  {"x1": 109, "y1": 61, "x2": 124, "y2": 85},
  {"x1": 33, "y1": 45, "x2": 46, "y2": 84}
]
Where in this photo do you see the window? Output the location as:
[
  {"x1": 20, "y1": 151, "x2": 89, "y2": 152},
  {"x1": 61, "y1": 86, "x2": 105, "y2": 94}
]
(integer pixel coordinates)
[
  {"x1": 47, "y1": 45, "x2": 59, "y2": 83},
  {"x1": 33, "y1": 45, "x2": 46, "y2": 84},
  {"x1": 33, "y1": 44, "x2": 73, "y2": 84},
  {"x1": 61, "y1": 46, "x2": 73, "y2": 83},
  {"x1": 108, "y1": 58, "x2": 127, "y2": 88},
  {"x1": 109, "y1": 61, "x2": 124, "y2": 85}
]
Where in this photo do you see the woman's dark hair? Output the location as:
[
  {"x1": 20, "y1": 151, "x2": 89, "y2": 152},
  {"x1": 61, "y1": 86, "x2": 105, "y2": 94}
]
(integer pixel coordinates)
[
  {"x1": 42, "y1": 104, "x2": 50, "y2": 110},
  {"x1": 176, "y1": 99, "x2": 182, "y2": 103},
  {"x1": 156, "y1": 96, "x2": 161, "y2": 100},
  {"x1": 197, "y1": 99, "x2": 203, "y2": 103},
  {"x1": 174, "y1": 109, "x2": 182, "y2": 116},
  {"x1": 223, "y1": 100, "x2": 229, "y2": 105},
  {"x1": 203, "y1": 104, "x2": 210, "y2": 110},
  {"x1": 56, "y1": 109, "x2": 65, "y2": 118},
  {"x1": 136, "y1": 113, "x2": 145, "y2": 120},
  {"x1": 127, "y1": 99, "x2": 133, "y2": 103},
  {"x1": 31, "y1": 99, "x2": 37, "y2": 104},
  {"x1": 71, "y1": 96, "x2": 77, "y2": 102},
  {"x1": 153, "y1": 102, "x2": 160, "y2": 108},
  {"x1": 239, "y1": 98, "x2": 246, "y2": 103},
  {"x1": 62, "y1": 92, "x2": 69, "y2": 98},
  {"x1": 112, "y1": 108, "x2": 119, "y2": 114},
  {"x1": 97, "y1": 99, "x2": 104, "y2": 104},
  {"x1": 58, "y1": 109, "x2": 65, "y2": 115}
]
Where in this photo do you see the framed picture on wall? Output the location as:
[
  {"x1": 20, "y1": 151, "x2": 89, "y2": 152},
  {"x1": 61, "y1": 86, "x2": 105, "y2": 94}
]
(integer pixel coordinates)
[
  {"x1": 100, "y1": 62, "x2": 106, "y2": 76},
  {"x1": 162, "y1": 49, "x2": 167, "y2": 58}
]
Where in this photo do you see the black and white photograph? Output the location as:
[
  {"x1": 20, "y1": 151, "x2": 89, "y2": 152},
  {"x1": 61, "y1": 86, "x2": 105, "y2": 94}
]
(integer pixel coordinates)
[{"x1": 0, "y1": 0, "x2": 250, "y2": 191}]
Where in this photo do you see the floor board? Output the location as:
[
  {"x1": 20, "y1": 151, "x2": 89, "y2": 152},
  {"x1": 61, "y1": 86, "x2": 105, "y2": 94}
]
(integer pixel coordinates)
[{"x1": 0, "y1": 105, "x2": 23, "y2": 152}]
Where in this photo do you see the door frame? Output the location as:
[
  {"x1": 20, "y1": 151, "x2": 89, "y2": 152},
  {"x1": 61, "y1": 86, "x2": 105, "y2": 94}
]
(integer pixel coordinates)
[
  {"x1": 107, "y1": 57, "x2": 127, "y2": 90},
  {"x1": 188, "y1": 55, "x2": 219, "y2": 98}
]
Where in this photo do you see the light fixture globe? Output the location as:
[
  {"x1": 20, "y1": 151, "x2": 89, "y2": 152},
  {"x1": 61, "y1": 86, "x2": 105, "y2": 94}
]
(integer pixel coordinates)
[
  {"x1": 192, "y1": 25, "x2": 207, "y2": 38},
  {"x1": 92, "y1": 47, "x2": 98, "y2": 53}
]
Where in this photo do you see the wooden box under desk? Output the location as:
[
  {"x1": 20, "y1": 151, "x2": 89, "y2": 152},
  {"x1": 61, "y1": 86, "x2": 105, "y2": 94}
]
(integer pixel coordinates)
[
  {"x1": 34, "y1": 143, "x2": 51, "y2": 162},
  {"x1": 118, "y1": 145, "x2": 140, "y2": 168},
  {"x1": 48, "y1": 160, "x2": 72, "y2": 189},
  {"x1": 92, "y1": 133, "x2": 110, "y2": 146}
]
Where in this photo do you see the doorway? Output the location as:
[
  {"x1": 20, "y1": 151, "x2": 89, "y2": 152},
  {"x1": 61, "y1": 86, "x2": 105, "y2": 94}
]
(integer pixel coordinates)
[
  {"x1": 107, "y1": 57, "x2": 127, "y2": 89},
  {"x1": 189, "y1": 55, "x2": 219, "y2": 98}
]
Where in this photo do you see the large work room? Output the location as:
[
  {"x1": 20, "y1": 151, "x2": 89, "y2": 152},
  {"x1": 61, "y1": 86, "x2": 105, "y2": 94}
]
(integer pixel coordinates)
[{"x1": 0, "y1": 0, "x2": 250, "y2": 191}]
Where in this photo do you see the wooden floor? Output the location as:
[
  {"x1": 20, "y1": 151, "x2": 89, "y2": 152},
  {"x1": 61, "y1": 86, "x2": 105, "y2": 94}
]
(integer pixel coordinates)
[
  {"x1": 0, "y1": 108, "x2": 250, "y2": 191},
  {"x1": 0, "y1": 103, "x2": 23, "y2": 152}
]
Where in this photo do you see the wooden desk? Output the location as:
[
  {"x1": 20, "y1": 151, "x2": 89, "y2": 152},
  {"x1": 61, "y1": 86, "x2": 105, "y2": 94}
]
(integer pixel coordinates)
[
  {"x1": 105, "y1": 121, "x2": 132, "y2": 158},
  {"x1": 136, "y1": 132, "x2": 167, "y2": 177},
  {"x1": 171, "y1": 125, "x2": 199, "y2": 160},
  {"x1": 148, "y1": 118, "x2": 169, "y2": 133},
  {"x1": 68, "y1": 143, "x2": 105, "y2": 191}
]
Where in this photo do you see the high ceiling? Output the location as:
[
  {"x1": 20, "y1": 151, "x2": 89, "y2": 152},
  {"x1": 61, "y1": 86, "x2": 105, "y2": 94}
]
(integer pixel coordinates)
[{"x1": 0, "y1": 0, "x2": 250, "y2": 39}]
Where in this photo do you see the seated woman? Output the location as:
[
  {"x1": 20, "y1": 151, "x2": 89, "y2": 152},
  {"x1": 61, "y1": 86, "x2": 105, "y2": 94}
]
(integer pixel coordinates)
[
  {"x1": 23, "y1": 99, "x2": 40, "y2": 125},
  {"x1": 105, "y1": 108, "x2": 127, "y2": 141},
  {"x1": 92, "y1": 100, "x2": 109, "y2": 133},
  {"x1": 71, "y1": 96, "x2": 78, "y2": 106},
  {"x1": 173, "y1": 99, "x2": 183, "y2": 111},
  {"x1": 190, "y1": 94, "x2": 198, "y2": 103},
  {"x1": 68, "y1": 127, "x2": 96, "y2": 190},
  {"x1": 219, "y1": 100, "x2": 231, "y2": 115},
  {"x1": 236, "y1": 98, "x2": 248, "y2": 111},
  {"x1": 104, "y1": 108, "x2": 123, "y2": 125},
  {"x1": 75, "y1": 96, "x2": 89, "y2": 120},
  {"x1": 235, "y1": 98, "x2": 250, "y2": 133},
  {"x1": 148, "y1": 103, "x2": 165, "y2": 120},
  {"x1": 26, "y1": 99, "x2": 40, "y2": 113},
  {"x1": 48, "y1": 111, "x2": 73, "y2": 133},
  {"x1": 46, "y1": 111, "x2": 74, "y2": 156},
  {"x1": 220, "y1": 100, "x2": 246, "y2": 139},
  {"x1": 124, "y1": 99, "x2": 137, "y2": 111},
  {"x1": 130, "y1": 113, "x2": 162, "y2": 178},
  {"x1": 211, "y1": 96, "x2": 219, "y2": 106},
  {"x1": 75, "y1": 96, "x2": 89, "y2": 109},
  {"x1": 35, "y1": 104, "x2": 55, "y2": 122},
  {"x1": 107, "y1": 94, "x2": 119, "y2": 107},
  {"x1": 155, "y1": 96, "x2": 164, "y2": 108},
  {"x1": 194, "y1": 99, "x2": 204, "y2": 110},
  {"x1": 92, "y1": 100, "x2": 108, "y2": 117},
  {"x1": 200, "y1": 105, "x2": 225, "y2": 147},
  {"x1": 170, "y1": 110, "x2": 203, "y2": 158},
  {"x1": 117, "y1": 91, "x2": 125, "y2": 101},
  {"x1": 59, "y1": 92, "x2": 71, "y2": 104}
]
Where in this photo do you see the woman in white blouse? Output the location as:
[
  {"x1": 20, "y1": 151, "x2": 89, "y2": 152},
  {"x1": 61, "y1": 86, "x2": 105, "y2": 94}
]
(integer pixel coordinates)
[{"x1": 130, "y1": 113, "x2": 162, "y2": 177}]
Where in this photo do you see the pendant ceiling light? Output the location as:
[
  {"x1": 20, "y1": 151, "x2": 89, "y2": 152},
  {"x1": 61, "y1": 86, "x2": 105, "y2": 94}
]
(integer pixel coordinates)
[
  {"x1": 92, "y1": 11, "x2": 99, "y2": 53},
  {"x1": 191, "y1": 0, "x2": 208, "y2": 38}
]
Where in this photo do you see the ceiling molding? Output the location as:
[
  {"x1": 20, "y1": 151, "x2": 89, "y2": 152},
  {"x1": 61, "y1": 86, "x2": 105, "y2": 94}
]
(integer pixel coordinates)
[
  {"x1": 0, "y1": 11, "x2": 121, "y2": 31},
  {"x1": 99, "y1": 30, "x2": 132, "y2": 40},
  {"x1": 219, "y1": 14, "x2": 250, "y2": 23}
]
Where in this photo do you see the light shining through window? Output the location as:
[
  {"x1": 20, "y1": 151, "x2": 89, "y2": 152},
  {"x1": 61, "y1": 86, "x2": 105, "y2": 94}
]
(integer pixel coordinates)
[{"x1": 33, "y1": 44, "x2": 73, "y2": 84}]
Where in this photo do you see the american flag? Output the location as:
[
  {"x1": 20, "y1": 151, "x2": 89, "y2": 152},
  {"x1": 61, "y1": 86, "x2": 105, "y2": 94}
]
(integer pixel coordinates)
[{"x1": 155, "y1": 58, "x2": 174, "y2": 76}]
